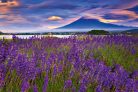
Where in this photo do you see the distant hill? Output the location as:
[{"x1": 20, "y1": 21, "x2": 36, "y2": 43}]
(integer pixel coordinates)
[
  {"x1": 58, "y1": 17, "x2": 137, "y2": 31},
  {"x1": 121, "y1": 29, "x2": 138, "y2": 34}
]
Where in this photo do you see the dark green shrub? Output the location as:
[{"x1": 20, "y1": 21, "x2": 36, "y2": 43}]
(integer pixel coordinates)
[{"x1": 87, "y1": 30, "x2": 110, "y2": 35}]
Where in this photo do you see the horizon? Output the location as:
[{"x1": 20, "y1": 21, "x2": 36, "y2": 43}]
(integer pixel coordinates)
[{"x1": 0, "y1": 0, "x2": 138, "y2": 33}]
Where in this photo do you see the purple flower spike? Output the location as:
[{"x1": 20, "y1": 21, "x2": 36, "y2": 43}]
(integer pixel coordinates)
[
  {"x1": 131, "y1": 48, "x2": 136, "y2": 55},
  {"x1": 33, "y1": 84, "x2": 38, "y2": 92},
  {"x1": 78, "y1": 84, "x2": 87, "y2": 92},
  {"x1": 53, "y1": 65, "x2": 57, "y2": 76},
  {"x1": 21, "y1": 80, "x2": 30, "y2": 92},
  {"x1": 64, "y1": 79, "x2": 72, "y2": 89},
  {"x1": 42, "y1": 75, "x2": 49, "y2": 92},
  {"x1": 96, "y1": 85, "x2": 103, "y2": 92},
  {"x1": 0, "y1": 64, "x2": 6, "y2": 88}
]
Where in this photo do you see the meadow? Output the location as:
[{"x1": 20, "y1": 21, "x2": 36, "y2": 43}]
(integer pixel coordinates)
[{"x1": 0, "y1": 35, "x2": 138, "y2": 92}]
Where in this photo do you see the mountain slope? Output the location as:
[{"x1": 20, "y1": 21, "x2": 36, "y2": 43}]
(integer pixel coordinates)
[
  {"x1": 121, "y1": 29, "x2": 138, "y2": 33},
  {"x1": 58, "y1": 18, "x2": 136, "y2": 30}
]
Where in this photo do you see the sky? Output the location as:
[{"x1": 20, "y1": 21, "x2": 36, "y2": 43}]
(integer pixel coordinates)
[{"x1": 0, "y1": 0, "x2": 138, "y2": 33}]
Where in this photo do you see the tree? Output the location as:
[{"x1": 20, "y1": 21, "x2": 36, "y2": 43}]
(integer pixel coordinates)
[
  {"x1": 0, "y1": 31, "x2": 3, "y2": 35},
  {"x1": 87, "y1": 30, "x2": 110, "y2": 35}
]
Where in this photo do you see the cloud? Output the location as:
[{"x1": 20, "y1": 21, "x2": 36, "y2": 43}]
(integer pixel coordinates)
[
  {"x1": 47, "y1": 16, "x2": 63, "y2": 21},
  {"x1": 0, "y1": 0, "x2": 20, "y2": 14},
  {"x1": 0, "y1": 14, "x2": 30, "y2": 24},
  {"x1": 112, "y1": 19, "x2": 138, "y2": 27},
  {"x1": 84, "y1": 13, "x2": 122, "y2": 23},
  {"x1": 40, "y1": 17, "x2": 80, "y2": 30},
  {"x1": 41, "y1": 25, "x2": 59, "y2": 29},
  {"x1": 0, "y1": 14, "x2": 41, "y2": 28},
  {"x1": 29, "y1": 1, "x2": 79, "y2": 10},
  {"x1": 90, "y1": 0, "x2": 138, "y2": 9},
  {"x1": 0, "y1": 0, "x2": 20, "y2": 7},
  {"x1": 118, "y1": 0, "x2": 138, "y2": 9},
  {"x1": 81, "y1": 6, "x2": 138, "y2": 27},
  {"x1": 103, "y1": 14, "x2": 130, "y2": 20},
  {"x1": 83, "y1": 8, "x2": 123, "y2": 23},
  {"x1": 111, "y1": 10, "x2": 138, "y2": 19},
  {"x1": 47, "y1": 26, "x2": 58, "y2": 29}
]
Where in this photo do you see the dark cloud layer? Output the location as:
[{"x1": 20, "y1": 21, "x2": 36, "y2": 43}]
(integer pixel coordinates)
[
  {"x1": 0, "y1": 0, "x2": 138, "y2": 32},
  {"x1": 103, "y1": 14, "x2": 131, "y2": 20}
]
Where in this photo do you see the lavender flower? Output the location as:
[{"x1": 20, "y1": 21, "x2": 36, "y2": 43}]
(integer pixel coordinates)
[
  {"x1": 64, "y1": 79, "x2": 72, "y2": 89},
  {"x1": 42, "y1": 75, "x2": 49, "y2": 92},
  {"x1": 0, "y1": 35, "x2": 137, "y2": 92},
  {"x1": 33, "y1": 84, "x2": 38, "y2": 92},
  {"x1": 21, "y1": 80, "x2": 30, "y2": 92},
  {"x1": 96, "y1": 85, "x2": 103, "y2": 92},
  {"x1": 131, "y1": 48, "x2": 136, "y2": 55},
  {"x1": 78, "y1": 84, "x2": 87, "y2": 92}
]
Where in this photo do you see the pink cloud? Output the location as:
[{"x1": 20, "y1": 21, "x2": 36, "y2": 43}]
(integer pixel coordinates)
[
  {"x1": 0, "y1": 14, "x2": 31, "y2": 26},
  {"x1": 111, "y1": 10, "x2": 138, "y2": 19},
  {"x1": 84, "y1": 13, "x2": 122, "y2": 23},
  {"x1": 0, "y1": 0, "x2": 20, "y2": 14},
  {"x1": 47, "y1": 16, "x2": 63, "y2": 21}
]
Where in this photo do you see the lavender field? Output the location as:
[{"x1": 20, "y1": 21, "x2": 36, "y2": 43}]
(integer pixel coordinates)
[{"x1": 0, "y1": 35, "x2": 138, "y2": 92}]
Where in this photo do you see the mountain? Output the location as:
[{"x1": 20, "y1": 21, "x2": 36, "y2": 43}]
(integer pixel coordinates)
[
  {"x1": 58, "y1": 17, "x2": 137, "y2": 31},
  {"x1": 121, "y1": 29, "x2": 138, "y2": 34}
]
